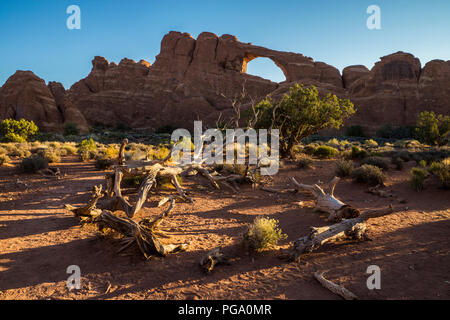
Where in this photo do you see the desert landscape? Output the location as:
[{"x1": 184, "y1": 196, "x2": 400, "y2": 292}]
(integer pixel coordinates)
[{"x1": 0, "y1": 1, "x2": 449, "y2": 302}]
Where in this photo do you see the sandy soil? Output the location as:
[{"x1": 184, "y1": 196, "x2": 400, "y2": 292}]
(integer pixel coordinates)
[{"x1": 0, "y1": 156, "x2": 449, "y2": 300}]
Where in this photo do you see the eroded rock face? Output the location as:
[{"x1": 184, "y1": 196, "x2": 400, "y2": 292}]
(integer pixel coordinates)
[
  {"x1": 0, "y1": 33, "x2": 449, "y2": 135},
  {"x1": 0, "y1": 71, "x2": 63, "y2": 132}
]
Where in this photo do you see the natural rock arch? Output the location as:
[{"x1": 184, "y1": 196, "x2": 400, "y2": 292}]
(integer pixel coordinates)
[{"x1": 242, "y1": 53, "x2": 288, "y2": 82}]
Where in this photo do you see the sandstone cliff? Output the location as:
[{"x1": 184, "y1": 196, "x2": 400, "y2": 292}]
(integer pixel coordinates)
[{"x1": 0, "y1": 32, "x2": 448, "y2": 135}]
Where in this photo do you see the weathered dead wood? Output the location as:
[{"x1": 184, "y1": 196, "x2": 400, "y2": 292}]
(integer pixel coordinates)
[
  {"x1": 314, "y1": 270, "x2": 358, "y2": 300},
  {"x1": 290, "y1": 205, "x2": 395, "y2": 261},
  {"x1": 65, "y1": 185, "x2": 103, "y2": 219},
  {"x1": 118, "y1": 138, "x2": 128, "y2": 166},
  {"x1": 290, "y1": 176, "x2": 361, "y2": 222},
  {"x1": 200, "y1": 247, "x2": 230, "y2": 273},
  {"x1": 71, "y1": 195, "x2": 188, "y2": 259}
]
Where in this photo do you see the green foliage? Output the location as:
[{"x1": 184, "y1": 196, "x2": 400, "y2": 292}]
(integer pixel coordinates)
[
  {"x1": 428, "y1": 159, "x2": 450, "y2": 189},
  {"x1": 122, "y1": 174, "x2": 146, "y2": 188},
  {"x1": 409, "y1": 167, "x2": 427, "y2": 192},
  {"x1": 37, "y1": 148, "x2": 61, "y2": 163},
  {"x1": 345, "y1": 125, "x2": 365, "y2": 137},
  {"x1": 361, "y1": 156, "x2": 389, "y2": 171},
  {"x1": 351, "y1": 164, "x2": 385, "y2": 185},
  {"x1": 63, "y1": 122, "x2": 80, "y2": 136},
  {"x1": 243, "y1": 217, "x2": 287, "y2": 252},
  {"x1": 364, "y1": 139, "x2": 378, "y2": 148},
  {"x1": 335, "y1": 159, "x2": 354, "y2": 177},
  {"x1": 253, "y1": 84, "x2": 355, "y2": 157},
  {"x1": 414, "y1": 111, "x2": 450, "y2": 145},
  {"x1": 313, "y1": 145, "x2": 338, "y2": 159},
  {"x1": 350, "y1": 145, "x2": 368, "y2": 159},
  {"x1": 20, "y1": 155, "x2": 48, "y2": 173},
  {"x1": 0, "y1": 119, "x2": 38, "y2": 142},
  {"x1": 78, "y1": 138, "x2": 97, "y2": 161}
]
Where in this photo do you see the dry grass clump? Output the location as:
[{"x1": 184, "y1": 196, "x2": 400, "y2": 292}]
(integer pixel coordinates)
[
  {"x1": 335, "y1": 159, "x2": 354, "y2": 177},
  {"x1": 243, "y1": 217, "x2": 287, "y2": 252},
  {"x1": 351, "y1": 164, "x2": 385, "y2": 186}
]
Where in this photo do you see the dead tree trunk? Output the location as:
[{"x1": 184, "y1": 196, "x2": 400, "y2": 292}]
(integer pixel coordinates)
[
  {"x1": 290, "y1": 176, "x2": 361, "y2": 222},
  {"x1": 290, "y1": 205, "x2": 395, "y2": 261}
]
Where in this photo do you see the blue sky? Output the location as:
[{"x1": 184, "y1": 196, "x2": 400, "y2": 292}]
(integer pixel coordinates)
[{"x1": 0, "y1": 0, "x2": 449, "y2": 88}]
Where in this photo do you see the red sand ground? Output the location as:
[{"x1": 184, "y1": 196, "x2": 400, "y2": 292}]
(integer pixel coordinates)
[{"x1": 0, "y1": 156, "x2": 449, "y2": 300}]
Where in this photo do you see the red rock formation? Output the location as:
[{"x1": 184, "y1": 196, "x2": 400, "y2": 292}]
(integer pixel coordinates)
[
  {"x1": 1, "y1": 33, "x2": 449, "y2": 135},
  {"x1": 0, "y1": 71, "x2": 63, "y2": 132}
]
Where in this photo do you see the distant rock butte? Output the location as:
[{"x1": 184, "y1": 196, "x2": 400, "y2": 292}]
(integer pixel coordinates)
[{"x1": 1, "y1": 31, "x2": 449, "y2": 135}]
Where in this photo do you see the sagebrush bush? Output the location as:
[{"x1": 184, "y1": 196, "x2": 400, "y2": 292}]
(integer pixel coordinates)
[
  {"x1": 351, "y1": 164, "x2": 385, "y2": 185},
  {"x1": 361, "y1": 156, "x2": 389, "y2": 171},
  {"x1": 61, "y1": 144, "x2": 78, "y2": 155},
  {"x1": 365, "y1": 139, "x2": 379, "y2": 147},
  {"x1": 409, "y1": 167, "x2": 427, "y2": 192},
  {"x1": 38, "y1": 148, "x2": 61, "y2": 163},
  {"x1": 0, "y1": 154, "x2": 10, "y2": 166},
  {"x1": 0, "y1": 119, "x2": 38, "y2": 142},
  {"x1": 20, "y1": 155, "x2": 48, "y2": 173},
  {"x1": 350, "y1": 145, "x2": 368, "y2": 159},
  {"x1": 78, "y1": 139, "x2": 97, "y2": 161},
  {"x1": 295, "y1": 154, "x2": 314, "y2": 169},
  {"x1": 335, "y1": 159, "x2": 354, "y2": 177},
  {"x1": 243, "y1": 217, "x2": 287, "y2": 252},
  {"x1": 428, "y1": 160, "x2": 450, "y2": 189},
  {"x1": 313, "y1": 145, "x2": 338, "y2": 159}
]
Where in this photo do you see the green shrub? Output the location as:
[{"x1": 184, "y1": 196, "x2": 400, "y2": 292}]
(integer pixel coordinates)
[
  {"x1": 409, "y1": 167, "x2": 427, "y2": 192},
  {"x1": 253, "y1": 84, "x2": 355, "y2": 157},
  {"x1": 361, "y1": 156, "x2": 389, "y2": 171},
  {"x1": 20, "y1": 155, "x2": 48, "y2": 173},
  {"x1": 122, "y1": 174, "x2": 146, "y2": 188},
  {"x1": 38, "y1": 148, "x2": 61, "y2": 163},
  {"x1": 61, "y1": 144, "x2": 78, "y2": 155},
  {"x1": 78, "y1": 139, "x2": 97, "y2": 161},
  {"x1": 243, "y1": 217, "x2": 287, "y2": 252},
  {"x1": 63, "y1": 122, "x2": 80, "y2": 136},
  {"x1": 295, "y1": 154, "x2": 314, "y2": 169},
  {"x1": 428, "y1": 160, "x2": 450, "y2": 189},
  {"x1": 346, "y1": 125, "x2": 365, "y2": 137},
  {"x1": 335, "y1": 159, "x2": 354, "y2": 177},
  {"x1": 0, "y1": 154, "x2": 10, "y2": 166},
  {"x1": 0, "y1": 119, "x2": 39, "y2": 142},
  {"x1": 350, "y1": 145, "x2": 368, "y2": 159},
  {"x1": 313, "y1": 145, "x2": 338, "y2": 159},
  {"x1": 351, "y1": 164, "x2": 385, "y2": 185},
  {"x1": 414, "y1": 111, "x2": 450, "y2": 145},
  {"x1": 365, "y1": 139, "x2": 379, "y2": 148}
]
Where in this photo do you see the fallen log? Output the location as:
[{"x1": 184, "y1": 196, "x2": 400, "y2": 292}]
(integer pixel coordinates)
[
  {"x1": 290, "y1": 176, "x2": 361, "y2": 222},
  {"x1": 290, "y1": 205, "x2": 395, "y2": 261},
  {"x1": 314, "y1": 270, "x2": 358, "y2": 300}
]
